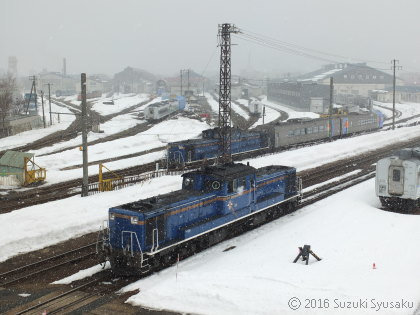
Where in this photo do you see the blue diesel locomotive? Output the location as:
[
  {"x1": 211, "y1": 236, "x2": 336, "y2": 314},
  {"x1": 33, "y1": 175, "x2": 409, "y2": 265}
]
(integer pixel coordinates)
[
  {"x1": 98, "y1": 162, "x2": 301, "y2": 275},
  {"x1": 167, "y1": 127, "x2": 269, "y2": 168}
]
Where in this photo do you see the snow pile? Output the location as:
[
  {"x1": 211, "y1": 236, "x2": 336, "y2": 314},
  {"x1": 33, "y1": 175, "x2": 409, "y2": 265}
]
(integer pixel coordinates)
[
  {"x1": 121, "y1": 179, "x2": 420, "y2": 315},
  {"x1": 52, "y1": 262, "x2": 110, "y2": 284}
]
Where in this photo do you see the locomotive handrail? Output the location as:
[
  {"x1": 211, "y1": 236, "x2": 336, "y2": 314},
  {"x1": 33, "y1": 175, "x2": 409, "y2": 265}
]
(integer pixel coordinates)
[{"x1": 121, "y1": 231, "x2": 142, "y2": 258}]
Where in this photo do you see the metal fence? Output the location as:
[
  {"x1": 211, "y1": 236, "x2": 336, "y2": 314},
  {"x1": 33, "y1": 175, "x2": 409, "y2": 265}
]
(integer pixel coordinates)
[{"x1": 87, "y1": 169, "x2": 187, "y2": 196}]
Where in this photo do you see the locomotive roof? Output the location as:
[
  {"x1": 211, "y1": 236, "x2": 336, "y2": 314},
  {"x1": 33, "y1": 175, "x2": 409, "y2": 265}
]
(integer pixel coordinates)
[
  {"x1": 390, "y1": 147, "x2": 420, "y2": 160},
  {"x1": 184, "y1": 162, "x2": 257, "y2": 181},
  {"x1": 169, "y1": 138, "x2": 215, "y2": 146},
  {"x1": 148, "y1": 102, "x2": 169, "y2": 108},
  {"x1": 118, "y1": 189, "x2": 202, "y2": 214}
]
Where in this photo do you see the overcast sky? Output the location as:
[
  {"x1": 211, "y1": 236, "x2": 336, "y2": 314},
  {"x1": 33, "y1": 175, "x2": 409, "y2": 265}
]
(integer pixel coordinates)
[{"x1": 1, "y1": 0, "x2": 419, "y2": 78}]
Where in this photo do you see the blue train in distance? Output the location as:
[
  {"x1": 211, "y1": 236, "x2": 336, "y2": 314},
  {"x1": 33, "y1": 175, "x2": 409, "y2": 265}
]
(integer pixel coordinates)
[
  {"x1": 166, "y1": 127, "x2": 269, "y2": 168},
  {"x1": 97, "y1": 162, "x2": 301, "y2": 275}
]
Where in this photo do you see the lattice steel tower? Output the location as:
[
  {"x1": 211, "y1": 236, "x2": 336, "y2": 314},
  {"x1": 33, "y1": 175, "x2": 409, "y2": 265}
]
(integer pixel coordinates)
[{"x1": 217, "y1": 23, "x2": 238, "y2": 164}]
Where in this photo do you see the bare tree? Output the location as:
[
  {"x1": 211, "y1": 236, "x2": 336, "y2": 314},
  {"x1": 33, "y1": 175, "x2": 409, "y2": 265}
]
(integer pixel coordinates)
[{"x1": 0, "y1": 74, "x2": 16, "y2": 137}]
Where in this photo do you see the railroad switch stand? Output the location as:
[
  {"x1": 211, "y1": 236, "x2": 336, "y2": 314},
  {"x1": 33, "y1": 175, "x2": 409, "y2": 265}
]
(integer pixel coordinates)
[{"x1": 293, "y1": 245, "x2": 322, "y2": 265}]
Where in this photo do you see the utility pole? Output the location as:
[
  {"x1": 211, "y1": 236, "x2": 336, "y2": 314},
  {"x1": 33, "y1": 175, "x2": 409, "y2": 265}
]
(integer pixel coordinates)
[
  {"x1": 391, "y1": 59, "x2": 402, "y2": 130},
  {"x1": 329, "y1": 77, "x2": 333, "y2": 139},
  {"x1": 217, "y1": 23, "x2": 239, "y2": 164},
  {"x1": 40, "y1": 91, "x2": 46, "y2": 128},
  {"x1": 26, "y1": 76, "x2": 37, "y2": 114},
  {"x1": 47, "y1": 83, "x2": 53, "y2": 125},
  {"x1": 262, "y1": 105, "x2": 266, "y2": 125},
  {"x1": 180, "y1": 70, "x2": 183, "y2": 97},
  {"x1": 81, "y1": 73, "x2": 89, "y2": 197},
  {"x1": 187, "y1": 69, "x2": 190, "y2": 95}
]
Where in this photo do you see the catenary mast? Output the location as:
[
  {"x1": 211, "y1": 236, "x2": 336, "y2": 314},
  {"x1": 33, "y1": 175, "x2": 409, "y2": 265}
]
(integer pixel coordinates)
[{"x1": 217, "y1": 23, "x2": 239, "y2": 164}]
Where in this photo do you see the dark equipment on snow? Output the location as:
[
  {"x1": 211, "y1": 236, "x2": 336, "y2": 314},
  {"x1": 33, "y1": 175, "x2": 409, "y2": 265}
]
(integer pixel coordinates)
[{"x1": 293, "y1": 245, "x2": 322, "y2": 265}]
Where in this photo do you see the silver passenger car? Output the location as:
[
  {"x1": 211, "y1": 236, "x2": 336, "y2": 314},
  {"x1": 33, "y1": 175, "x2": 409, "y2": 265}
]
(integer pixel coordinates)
[{"x1": 376, "y1": 148, "x2": 420, "y2": 212}]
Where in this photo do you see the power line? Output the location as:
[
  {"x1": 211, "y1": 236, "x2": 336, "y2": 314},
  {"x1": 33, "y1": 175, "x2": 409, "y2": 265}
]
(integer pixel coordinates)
[
  {"x1": 233, "y1": 27, "x2": 393, "y2": 71},
  {"x1": 237, "y1": 27, "x2": 389, "y2": 65}
]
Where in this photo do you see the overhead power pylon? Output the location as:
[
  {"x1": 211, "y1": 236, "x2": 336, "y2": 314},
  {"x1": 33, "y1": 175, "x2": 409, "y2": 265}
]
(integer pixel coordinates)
[{"x1": 217, "y1": 23, "x2": 239, "y2": 164}]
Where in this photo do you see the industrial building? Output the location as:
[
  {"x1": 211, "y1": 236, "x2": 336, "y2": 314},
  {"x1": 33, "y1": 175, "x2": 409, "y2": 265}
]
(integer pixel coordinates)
[
  {"x1": 370, "y1": 85, "x2": 420, "y2": 103},
  {"x1": 267, "y1": 63, "x2": 400, "y2": 112}
]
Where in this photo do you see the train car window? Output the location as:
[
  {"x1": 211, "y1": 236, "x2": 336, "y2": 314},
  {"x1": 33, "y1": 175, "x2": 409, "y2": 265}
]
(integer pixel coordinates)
[
  {"x1": 392, "y1": 170, "x2": 401, "y2": 182},
  {"x1": 240, "y1": 177, "x2": 247, "y2": 189},
  {"x1": 288, "y1": 130, "x2": 293, "y2": 137},
  {"x1": 228, "y1": 179, "x2": 238, "y2": 193},
  {"x1": 301, "y1": 128, "x2": 305, "y2": 135}
]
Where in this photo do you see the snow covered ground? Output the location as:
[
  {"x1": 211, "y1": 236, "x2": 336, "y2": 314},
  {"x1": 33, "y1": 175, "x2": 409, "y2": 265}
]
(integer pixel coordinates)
[
  {"x1": 91, "y1": 93, "x2": 151, "y2": 116},
  {"x1": 2, "y1": 96, "x2": 420, "y2": 314},
  {"x1": 1, "y1": 101, "x2": 75, "y2": 151},
  {"x1": 232, "y1": 99, "x2": 250, "y2": 119},
  {"x1": 33, "y1": 97, "x2": 161, "y2": 156},
  {"x1": 31, "y1": 117, "x2": 210, "y2": 185},
  {"x1": 121, "y1": 178, "x2": 420, "y2": 315},
  {"x1": 250, "y1": 105, "x2": 281, "y2": 128},
  {"x1": 373, "y1": 101, "x2": 420, "y2": 121},
  {"x1": 260, "y1": 96, "x2": 320, "y2": 120},
  {"x1": 3, "y1": 124, "x2": 420, "y2": 262},
  {"x1": 204, "y1": 92, "x2": 219, "y2": 113},
  {"x1": 204, "y1": 93, "x2": 251, "y2": 120}
]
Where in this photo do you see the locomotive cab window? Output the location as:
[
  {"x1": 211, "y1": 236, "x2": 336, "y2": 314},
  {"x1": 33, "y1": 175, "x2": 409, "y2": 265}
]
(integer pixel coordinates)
[
  {"x1": 392, "y1": 169, "x2": 401, "y2": 182},
  {"x1": 228, "y1": 179, "x2": 238, "y2": 193},
  {"x1": 240, "y1": 177, "x2": 247, "y2": 189}
]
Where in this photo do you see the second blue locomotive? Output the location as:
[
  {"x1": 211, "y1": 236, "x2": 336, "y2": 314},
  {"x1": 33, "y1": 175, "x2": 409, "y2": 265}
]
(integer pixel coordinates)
[
  {"x1": 98, "y1": 162, "x2": 301, "y2": 275},
  {"x1": 167, "y1": 127, "x2": 269, "y2": 167}
]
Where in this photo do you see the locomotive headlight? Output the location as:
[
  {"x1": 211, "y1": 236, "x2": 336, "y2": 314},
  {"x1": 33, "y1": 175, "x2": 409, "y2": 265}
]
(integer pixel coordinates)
[
  {"x1": 131, "y1": 216, "x2": 138, "y2": 224},
  {"x1": 110, "y1": 213, "x2": 115, "y2": 220},
  {"x1": 379, "y1": 185, "x2": 386, "y2": 193}
]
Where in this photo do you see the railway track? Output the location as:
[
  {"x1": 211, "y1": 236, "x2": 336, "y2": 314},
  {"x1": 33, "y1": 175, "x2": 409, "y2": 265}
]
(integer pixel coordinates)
[
  {"x1": 2, "y1": 148, "x2": 418, "y2": 314},
  {"x1": 0, "y1": 243, "x2": 97, "y2": 287}
]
